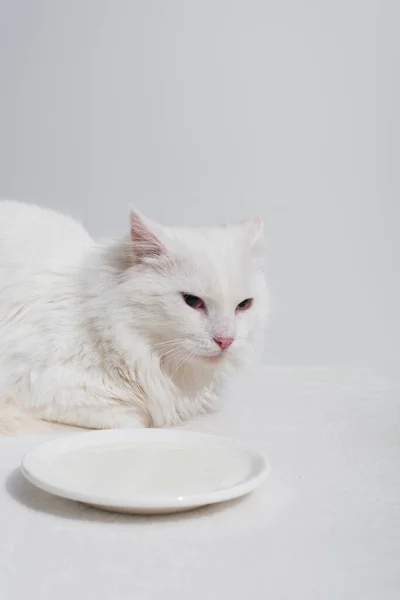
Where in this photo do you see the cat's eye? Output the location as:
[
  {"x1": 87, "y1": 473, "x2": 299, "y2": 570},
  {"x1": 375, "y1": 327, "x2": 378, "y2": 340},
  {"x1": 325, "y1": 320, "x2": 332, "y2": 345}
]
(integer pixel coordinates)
[
  {"x1": 236, "y1": 298, "x2": 253, "y2": 311},
  {"x1": 181, "y1": 293, "x2": 205, "y2": 310}
]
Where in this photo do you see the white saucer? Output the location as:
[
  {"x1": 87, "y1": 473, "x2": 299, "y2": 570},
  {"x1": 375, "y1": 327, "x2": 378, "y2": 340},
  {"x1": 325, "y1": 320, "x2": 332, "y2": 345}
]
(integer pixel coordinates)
[{"x1": 21, "y1": 429, "x2": 269, "y2": 514}]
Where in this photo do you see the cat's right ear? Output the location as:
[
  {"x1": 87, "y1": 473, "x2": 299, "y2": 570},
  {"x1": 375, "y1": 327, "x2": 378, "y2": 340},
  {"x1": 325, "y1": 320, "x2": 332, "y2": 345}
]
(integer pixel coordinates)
[{"x1": 130, "y1": 210, "x2": 167, "y2": 264}]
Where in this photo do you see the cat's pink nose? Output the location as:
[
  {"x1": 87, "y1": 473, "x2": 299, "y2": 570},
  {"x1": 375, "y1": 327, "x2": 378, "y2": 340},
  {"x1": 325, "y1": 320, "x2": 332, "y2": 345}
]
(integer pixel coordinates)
[{"x1": 214, "y1": 336, "x2": 235, "y2": 351}]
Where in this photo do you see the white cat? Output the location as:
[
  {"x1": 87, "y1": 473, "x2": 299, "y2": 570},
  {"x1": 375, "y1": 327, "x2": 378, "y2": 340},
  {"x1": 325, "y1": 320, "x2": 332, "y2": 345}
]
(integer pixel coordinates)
[{"x1": 0, "y1": 201, "x2": 268, "y2": 434}]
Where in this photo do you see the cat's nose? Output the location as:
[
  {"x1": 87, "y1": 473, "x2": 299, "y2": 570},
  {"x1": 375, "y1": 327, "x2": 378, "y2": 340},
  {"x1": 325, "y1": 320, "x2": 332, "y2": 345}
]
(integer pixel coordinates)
[{"x1": 213, "y1": 336, "x2": 235, "y2": 351}]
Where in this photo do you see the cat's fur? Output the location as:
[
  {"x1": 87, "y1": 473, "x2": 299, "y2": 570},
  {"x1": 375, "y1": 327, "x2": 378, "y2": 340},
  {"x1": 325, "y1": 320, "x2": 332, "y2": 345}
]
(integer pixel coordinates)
[{"x1": 0, "y1": 201, "x2": 268, "y2": 435}]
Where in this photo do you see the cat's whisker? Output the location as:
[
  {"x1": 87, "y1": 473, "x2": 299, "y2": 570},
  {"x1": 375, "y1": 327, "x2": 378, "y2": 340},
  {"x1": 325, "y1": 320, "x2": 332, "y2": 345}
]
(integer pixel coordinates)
[
  {"x1": 170, "y1": 347, "x2": 198, "y2": 380},
  {"x1": 130, "y1": 339, "x2": 183, "y2": 364},
  {"x1": 162, "y1": 347, "x2": 187, "y2": 370},
  {"x1": 180, "y1": 349, "x2": 198, "y2": 381},
  {"x1": 161, "y1": 352, "x2": 185, "y2": 368},
  {"x1": 164, "y1": 347, "x2": 193, "y2": 373}
]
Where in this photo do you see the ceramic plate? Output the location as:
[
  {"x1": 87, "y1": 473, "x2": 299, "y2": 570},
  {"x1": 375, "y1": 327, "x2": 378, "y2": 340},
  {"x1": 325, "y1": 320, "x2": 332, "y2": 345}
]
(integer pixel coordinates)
[{"x1": 21, "y1": 429, "x2": 269, "y2": 514}]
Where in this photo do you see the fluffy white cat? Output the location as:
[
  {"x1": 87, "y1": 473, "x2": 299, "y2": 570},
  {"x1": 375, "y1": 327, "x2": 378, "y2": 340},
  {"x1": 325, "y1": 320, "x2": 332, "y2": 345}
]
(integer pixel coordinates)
[{"x1": 0, "y1": 201, "x2": 268, "y2": 434}]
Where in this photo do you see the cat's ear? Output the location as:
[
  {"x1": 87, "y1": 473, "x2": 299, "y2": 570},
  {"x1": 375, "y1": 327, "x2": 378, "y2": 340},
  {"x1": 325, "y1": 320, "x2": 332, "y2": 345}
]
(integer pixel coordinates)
[
  {"x1": 241, "y1": 217, "x2": 264, "y2": 248},
  {"x1": 130, "y1": 210, "x2": 167, "y2": 263}
]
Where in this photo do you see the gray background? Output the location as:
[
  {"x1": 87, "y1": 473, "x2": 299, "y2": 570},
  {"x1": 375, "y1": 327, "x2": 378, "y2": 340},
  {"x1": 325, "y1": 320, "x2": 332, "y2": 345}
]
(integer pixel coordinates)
[{"x1": 1, "y1": 0, "x2": 399, "y2": 367}]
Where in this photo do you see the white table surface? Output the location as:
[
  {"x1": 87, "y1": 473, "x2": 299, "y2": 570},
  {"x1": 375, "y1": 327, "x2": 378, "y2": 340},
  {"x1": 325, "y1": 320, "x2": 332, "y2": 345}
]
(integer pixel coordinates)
[{"x1": 1, "y1": 367, "x2": 399, "y2": 600}]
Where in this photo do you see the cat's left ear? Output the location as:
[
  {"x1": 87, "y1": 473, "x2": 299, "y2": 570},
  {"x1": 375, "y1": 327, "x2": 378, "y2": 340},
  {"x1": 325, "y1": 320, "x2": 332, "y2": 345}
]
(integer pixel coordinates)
[{"x1": 241, "y1": 217, "x2": 264, "y2": 249}]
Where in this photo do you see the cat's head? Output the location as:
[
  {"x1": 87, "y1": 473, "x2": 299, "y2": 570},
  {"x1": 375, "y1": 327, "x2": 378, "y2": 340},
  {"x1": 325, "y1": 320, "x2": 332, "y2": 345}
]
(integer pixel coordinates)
[{"x1": 119, "y1": 211, "x2": 268, "y2": 372}]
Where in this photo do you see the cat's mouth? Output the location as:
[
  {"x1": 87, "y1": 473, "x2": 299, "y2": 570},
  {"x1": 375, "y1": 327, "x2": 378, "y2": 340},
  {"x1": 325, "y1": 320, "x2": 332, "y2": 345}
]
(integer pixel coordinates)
[{"x1": 200, "y1": 352, "x2": 225, "y2": 364}]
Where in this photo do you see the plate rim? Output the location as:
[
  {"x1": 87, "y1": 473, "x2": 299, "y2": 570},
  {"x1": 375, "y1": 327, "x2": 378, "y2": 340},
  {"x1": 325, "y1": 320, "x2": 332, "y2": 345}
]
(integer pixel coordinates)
[{"x1": 21, "y1": 429, "x2": 270, "y2": 511}]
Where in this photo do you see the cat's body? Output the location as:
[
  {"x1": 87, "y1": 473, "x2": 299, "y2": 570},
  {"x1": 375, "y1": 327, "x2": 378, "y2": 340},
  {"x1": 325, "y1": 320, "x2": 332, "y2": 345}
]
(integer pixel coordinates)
[{"x1": 0, "y1": 201, "x2": 268, "y2": 435}]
